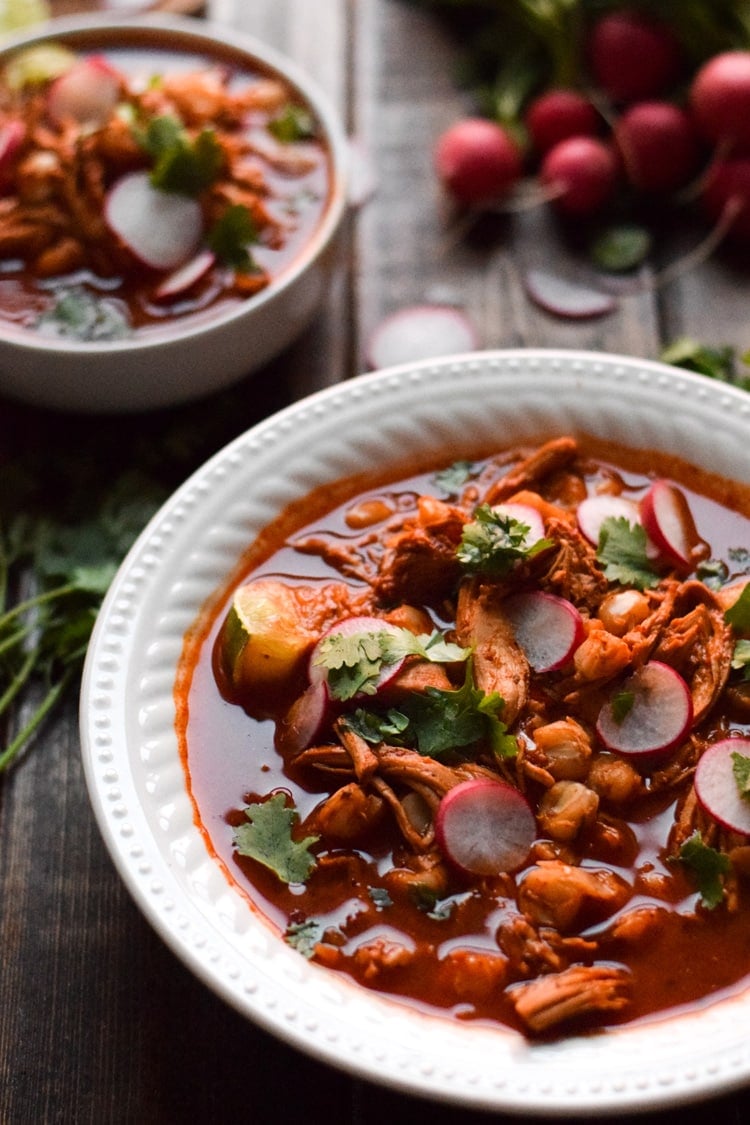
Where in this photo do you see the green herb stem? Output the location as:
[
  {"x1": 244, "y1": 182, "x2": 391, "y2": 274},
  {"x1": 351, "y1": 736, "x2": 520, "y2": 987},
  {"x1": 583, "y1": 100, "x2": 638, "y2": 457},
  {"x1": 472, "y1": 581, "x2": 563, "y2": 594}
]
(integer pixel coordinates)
[{"x1": 0, "y1": 664, "x2": 74, "y2": 772}]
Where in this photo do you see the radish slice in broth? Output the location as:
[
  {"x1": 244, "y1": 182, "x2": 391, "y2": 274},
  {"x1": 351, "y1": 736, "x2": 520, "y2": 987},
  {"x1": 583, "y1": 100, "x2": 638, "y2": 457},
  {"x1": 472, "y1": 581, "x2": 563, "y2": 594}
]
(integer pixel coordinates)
[
  {"x1": 105, "y1": 171, "x2": 203, "y2": 271},
  {"x1": 504, "y1": 590, "x2": 584, "y2": 672},
  {"x1": 695, "y1": 737, "x2": 750, "y2": 837},
  {"x1": 596, "y1": 660, "x2": 693, "y2": 758},
  {"x1": 436, "y1": 778, "x2": 536, "y2": 875}
]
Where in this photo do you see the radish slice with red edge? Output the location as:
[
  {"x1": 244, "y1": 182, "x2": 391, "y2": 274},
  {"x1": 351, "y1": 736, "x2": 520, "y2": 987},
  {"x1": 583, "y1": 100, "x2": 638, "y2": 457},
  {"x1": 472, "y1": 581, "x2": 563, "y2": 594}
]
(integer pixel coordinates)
[
  {"x1": 366, "y1": 304, "x2": 480, "y2": 370},
  {"x1": 153, "y1": 249, "x2": 216, "y2": 302},
  {"x1": 105, "y1": 171, "x2": 203, "y2": 271},
  {"x1": 276, "y1": 680, "x2": 331, "y2": 755},
  {"x1": 640, "y1": 479, "x2": 704, "y2": 570},
  {"x1": 523, "y1": 269, "x2": 617, "y2": 319},
  {"x1": 577, "y1": 494, "x2": 641, "y2": 546},
  {"x1": 504, "y1": 590, "x2": 584, "y2": 673},
  {"x1": 694, "y1": 737, "x2": 750, "y2": 837},
  {"x1": 596, "y1": 660, "x2": 693, "y2": 758},
  {"x1": 309, "y1": 615, "x2": 406, "y2": 698},
  {"x1": 492, "y1": 502, "x2": 546, "y2": 546},
  {"x1": 47, "y1": 56, "x2": 121, "y2": 128},
  {"x1": 436, "y1": 778, "x2": 536, "y2": 876}
]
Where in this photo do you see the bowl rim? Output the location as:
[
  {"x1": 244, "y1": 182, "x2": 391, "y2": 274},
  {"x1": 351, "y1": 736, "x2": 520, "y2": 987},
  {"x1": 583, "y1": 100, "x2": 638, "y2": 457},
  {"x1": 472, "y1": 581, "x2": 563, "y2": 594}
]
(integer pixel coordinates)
[
  {"x1": 79, "y1": 348, "x2": 750, "y2": 1116},
  {"x1": 0, "y1": 11, "x2": 350, "y2": 355}
]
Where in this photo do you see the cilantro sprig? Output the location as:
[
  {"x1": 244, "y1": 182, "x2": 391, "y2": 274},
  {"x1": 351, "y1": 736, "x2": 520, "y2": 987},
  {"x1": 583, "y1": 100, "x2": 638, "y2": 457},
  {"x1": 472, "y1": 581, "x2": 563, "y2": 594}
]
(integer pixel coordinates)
[
  {"x1": 346, "y1": 661, "x2": 517, "y2": 760},
  {"x1": 457, "y1": 504, "x2": 552, "y2": 577},
  {"x1": 676, "y1": 831, "x2": 731, "y2": 910},
  {"x1": 596, "y1": 515, "x2": 660, "y2": 591},
  {"x1": 312, "y1": 625, "x2": 468, "y2": 702},
  {"x1": 135, "y1": 114, "x2": 224, "y2": 196}
]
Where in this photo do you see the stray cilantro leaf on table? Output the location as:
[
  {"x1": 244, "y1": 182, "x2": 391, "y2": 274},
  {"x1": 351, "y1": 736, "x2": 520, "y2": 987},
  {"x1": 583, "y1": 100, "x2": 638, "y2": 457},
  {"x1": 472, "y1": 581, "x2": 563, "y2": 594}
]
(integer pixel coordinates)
[{"x1": 234, "y1": 792, "x2": 319, "y2": 884}]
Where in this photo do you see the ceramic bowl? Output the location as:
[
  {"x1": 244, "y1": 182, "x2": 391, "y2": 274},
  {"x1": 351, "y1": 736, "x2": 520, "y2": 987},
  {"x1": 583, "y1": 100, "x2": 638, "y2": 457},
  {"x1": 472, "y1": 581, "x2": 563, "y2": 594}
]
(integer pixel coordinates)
[{"x1": 0, "y1": 13, "x2": 348, "y2": 413}]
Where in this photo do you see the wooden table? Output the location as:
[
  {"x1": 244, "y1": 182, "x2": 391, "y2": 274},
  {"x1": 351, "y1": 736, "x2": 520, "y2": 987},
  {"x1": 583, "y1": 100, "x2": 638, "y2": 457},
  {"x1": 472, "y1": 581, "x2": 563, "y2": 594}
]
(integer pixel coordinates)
[{"x1": 2, "y1": 2, "x2": 750, "y2": 1121}]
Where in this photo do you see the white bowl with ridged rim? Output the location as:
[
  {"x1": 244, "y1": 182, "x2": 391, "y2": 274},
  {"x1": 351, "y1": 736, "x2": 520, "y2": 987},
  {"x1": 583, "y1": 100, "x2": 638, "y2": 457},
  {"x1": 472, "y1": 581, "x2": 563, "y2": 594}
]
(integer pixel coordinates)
[
  {"x1": 0, "y1": 13, "x2": 348, "y2": 413},
  {"x1": 80, "y1": 349, "x2": 750, "y2": 1115}
]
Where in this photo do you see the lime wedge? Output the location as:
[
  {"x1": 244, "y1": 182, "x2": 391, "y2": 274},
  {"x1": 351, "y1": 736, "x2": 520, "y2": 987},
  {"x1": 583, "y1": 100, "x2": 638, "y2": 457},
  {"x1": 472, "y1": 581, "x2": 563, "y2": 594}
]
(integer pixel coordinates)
[
  {"x1": 222, "y1": 579, "x2": 313, "y2": 692},
  {"x1": 0, "y1": 0, "x2": 51, "y2": 35},
  {"x1": 3, "y1": 42, "x2": 76, "y2": 89}
]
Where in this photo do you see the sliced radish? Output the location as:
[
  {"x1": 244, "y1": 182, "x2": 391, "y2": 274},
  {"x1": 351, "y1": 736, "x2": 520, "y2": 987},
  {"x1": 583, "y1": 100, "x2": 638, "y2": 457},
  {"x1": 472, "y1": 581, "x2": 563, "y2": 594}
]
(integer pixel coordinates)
[
  {"x1": 640, "y1": 479, "x2": 704, "y2": 570},
  {"x1": 435, "y1": 778, "x2": 536, "y2": 876},
  {"x1": 366, "y1": 304, "x2": 480, "y2": 370},
  {"x1": 694, "y1": 737, "x2": 750, "y2": 837},
  {"x1": 492, "y1": 502, "x2": 546, "y2": 546},
  {"x1": 0, "y1": 120, "x2": 25, "y2": 182},
  {"x1": 47, "y1": 56, "x2": 121, "y2": 128},
  {"x1": 596, "y1": 660, "x2": 693, "y2": 758},
  {"x1": 523, "y1": 269, "x2": 617, "y2": 320},
  {"x1": 276, "y1": 680, "x2": 331, "y2": 755},
  {"x1": 577, "y1": 494, "x2": 642, "y2": 546},
  {"x1": 105, "y1": 172, "x2": 203, "y2": 271},
  {"x1": 309, "y1": 615, "x2": 406, "y2": 697},
  {"x1": 153, "y1": 248, "x2": 216, "y2": 302},
  {"x1": 503, "y1": 590, "x2": 585, "y2": 673}
]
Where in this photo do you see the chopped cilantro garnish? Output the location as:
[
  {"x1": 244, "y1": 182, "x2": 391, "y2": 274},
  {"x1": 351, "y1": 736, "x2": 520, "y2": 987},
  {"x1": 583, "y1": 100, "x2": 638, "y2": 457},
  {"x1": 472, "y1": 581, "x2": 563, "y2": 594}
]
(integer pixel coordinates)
[
  {"x1": 610, "y1": 689, "x2": 635, "y2": 723},
  {"x1": 36, "y1": 288, "x2": 132, "y2": 342},
  {"x1": 432, "y1": 459, "x2": 475, "y2": 496},
  {"x1": 268, "y1": 102, "x2": 316, "y2": 142},
  {"x1": 696, "y1": 557, "x2": 729, "y2": 589},
  {"x1": 285, "y1": 918, "x2": 323, "y2": 957},
  {"x1": 731, "y1": 639, "x2": 750, "y2": 681},
  {"x1": 731, "y1": 751, "x2": 750, "y2": 801},
  {"x1": 457, "y1": 504, "x2": 553, "y2": 576},
  {"x1": 369, "y1": 887, "x2": 393, "y2": 910},
  {"x1": 233, "y1": 792, "x2": 319, "y2": 884},
  {"x1": 597, "y1": 516, "x2": 659, "y2": 591},
  {"x1": 207, "y1": 204, "x2": 259, "y2": 271},
  {"x1": 724, "y1": 585, "x2": 750, "y2": 632},
  {"x1": 313, "y1": 625, "x2": 468, "y2": 702},
  {"x1": 135, "y1": 114, "x2": 224, "y2": 196},
  {"x1": 676, "y1": 831, "x2": 731, "y2": 910}
]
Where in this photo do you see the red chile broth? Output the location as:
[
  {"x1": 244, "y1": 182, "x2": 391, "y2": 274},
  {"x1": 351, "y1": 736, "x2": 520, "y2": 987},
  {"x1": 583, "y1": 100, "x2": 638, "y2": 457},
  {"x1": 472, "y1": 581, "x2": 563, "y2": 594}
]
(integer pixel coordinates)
[{"x1": 176, "y1": 436, "x2": 750, "y2": 1037}]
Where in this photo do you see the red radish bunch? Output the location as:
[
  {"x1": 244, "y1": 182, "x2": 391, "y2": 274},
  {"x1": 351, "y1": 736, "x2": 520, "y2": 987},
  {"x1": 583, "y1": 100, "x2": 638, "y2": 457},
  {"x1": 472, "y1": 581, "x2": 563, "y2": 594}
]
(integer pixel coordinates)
[{"x1": 586, "y1": 10, "x2": 682, "y2": 104}]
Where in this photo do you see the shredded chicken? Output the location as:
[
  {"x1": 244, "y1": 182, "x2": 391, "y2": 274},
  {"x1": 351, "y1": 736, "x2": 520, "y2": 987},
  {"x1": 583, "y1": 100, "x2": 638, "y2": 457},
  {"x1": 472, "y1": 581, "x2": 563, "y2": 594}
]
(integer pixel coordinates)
[{"x1": 510, "y1": 964, "x2": 631, "y2": 1033}]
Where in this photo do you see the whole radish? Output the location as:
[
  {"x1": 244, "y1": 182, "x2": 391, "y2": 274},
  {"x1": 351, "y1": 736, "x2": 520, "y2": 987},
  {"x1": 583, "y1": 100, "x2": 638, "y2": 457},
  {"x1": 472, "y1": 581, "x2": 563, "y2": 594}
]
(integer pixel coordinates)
[
  {"x1": 614, "y1": 101, "x2": 700, "y2": 194},
  {"x1": 587, "y1": 10, "x2": 682, "y2": 103},
  {"x1": 701, "y1": 157, "x2": 750, "y2": 242},
  {"x1": 690, "y1": 50, "x2": 750, "y2": 154},
  {"x1": 434, "y1": 117, "x2": 522, "y2": 207},
  {"x1": 540, "y1": 135, "x2": 619, "y2": 216},
  {"x1": 525, "y1": 88, "x2": 599, "y2": 155}
]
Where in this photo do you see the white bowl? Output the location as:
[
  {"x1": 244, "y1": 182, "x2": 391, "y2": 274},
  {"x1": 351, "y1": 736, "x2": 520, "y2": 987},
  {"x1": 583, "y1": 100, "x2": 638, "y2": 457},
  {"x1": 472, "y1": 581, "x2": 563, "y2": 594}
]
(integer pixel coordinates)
[
  {"x1": 80, "y1": 350, "x2": 750, "y2": 1115},
  {"x1": 0, "y1": 14, "x2": 348, "y2": 413}
]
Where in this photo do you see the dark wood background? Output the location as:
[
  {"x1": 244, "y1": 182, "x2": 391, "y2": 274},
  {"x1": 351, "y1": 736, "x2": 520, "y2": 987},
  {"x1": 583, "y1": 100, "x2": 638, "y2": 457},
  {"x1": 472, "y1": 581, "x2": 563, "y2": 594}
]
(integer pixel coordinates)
[{"x1": 2, "y1": 2, "x2": 749, "y2": 1121}]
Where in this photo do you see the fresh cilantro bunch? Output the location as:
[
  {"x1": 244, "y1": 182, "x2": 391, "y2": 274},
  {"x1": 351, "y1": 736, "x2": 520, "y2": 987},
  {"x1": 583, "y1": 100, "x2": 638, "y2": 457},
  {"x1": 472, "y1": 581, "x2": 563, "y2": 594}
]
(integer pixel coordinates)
[{"x1": 457, "y1": 504, "x2": 552, "y2": 576}]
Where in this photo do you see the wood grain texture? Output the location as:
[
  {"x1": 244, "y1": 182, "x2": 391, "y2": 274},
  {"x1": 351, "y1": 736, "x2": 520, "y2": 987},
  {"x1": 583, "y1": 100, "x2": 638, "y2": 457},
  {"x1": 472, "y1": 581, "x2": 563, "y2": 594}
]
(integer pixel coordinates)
[{"x1": 1, "y1": 2, "x2": 750, "y2": 1122}]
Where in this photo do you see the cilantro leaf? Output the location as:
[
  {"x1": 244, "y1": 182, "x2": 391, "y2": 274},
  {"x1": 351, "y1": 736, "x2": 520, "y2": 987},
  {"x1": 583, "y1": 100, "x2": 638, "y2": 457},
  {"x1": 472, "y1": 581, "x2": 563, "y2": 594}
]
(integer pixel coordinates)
[
  {"x1": 731, "y1": 638, "x2": 750, "y2": 680},
  {"x1": 234, "y1": 793, "x2": 319, "y2": 884},
  {"x1": 731, "y1": 751, "x2": 750, "y2": 800},
  {"x1": 457, "y1": 504, "x2": 553, "y2": 576},
  {"x1": 285, "y1": 918, "x2": 323, "y2": 958},
  {"x1": 207, "y1": 204, "x2": 259, "y2": 271},
  {"x1": 724, "y1": 584, "x2": 750, "y2": 632},
  {"x1": 268, "y1": 102, "x2": 316, "y2": 142},
  {"x1": 137, "y1": 115, "x2": 224, "y2": 196},
  {"x1": 610, "y1": 689, "x2": 634, "y2": 723},
  {"x1": 36, "y1": 287, "x2": 132, "y2": 343},
  {"x1": 597, "y1": 516, "x2": 659, "y2": 590},
  {"x1": 676, "y1": 831, "x2": 731, "y2": 910},
  {"x1": 313, "y1": 625, "x2": 468, "y2": 702},
  {"x1": 432, "y1": 459, "x2": 475, "y2": 496}
]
